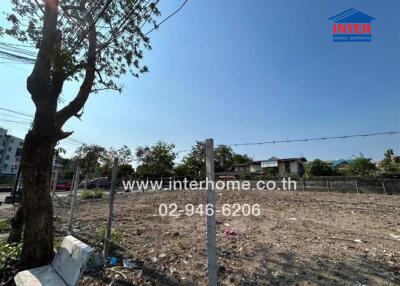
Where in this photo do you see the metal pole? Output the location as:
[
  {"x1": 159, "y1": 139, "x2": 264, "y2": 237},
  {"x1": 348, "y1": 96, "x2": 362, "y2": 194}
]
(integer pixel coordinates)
[
  {"x1": 326, "y1": 180, "x2": 330, "y2": 192},
  {"x1": 68, "y1": 174, "x2": 75, "y2": 197},
  {"x1": 302, "y1": 180, "x2": 305, "y2": 192},
  {"x1": 84, "y1": 174, "x2": 88, "y2": 190},
  {"x1": 11, "y1": 166, "x2": 21, "y2": 201},
  {"x1": 206, "y1": 139, "x2": 217, "y2": 286},
  {"x1": 103, "y1": 157, "x2": 118, "y2": 258},
  {"x1": 68, "y1": 166, "x2": 80, "y2": 232},
  {"x1": 96, "y1": 170, "x2": 100, "y2": 189},
  {"x1": 51, "y1": 169, "x2": 59, "y2": 199}
]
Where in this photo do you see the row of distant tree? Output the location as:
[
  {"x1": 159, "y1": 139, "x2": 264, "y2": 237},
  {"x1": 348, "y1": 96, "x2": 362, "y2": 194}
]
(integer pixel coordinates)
[
  {"x1": 60, "y1": 141, "x2": 252, "y2": 180},
  {"x1": 60, "y1": 142, "x2": 400, "y2": 180},
  {"x1": 305, "y1": 149, "x2": 400, "y2": 178}
]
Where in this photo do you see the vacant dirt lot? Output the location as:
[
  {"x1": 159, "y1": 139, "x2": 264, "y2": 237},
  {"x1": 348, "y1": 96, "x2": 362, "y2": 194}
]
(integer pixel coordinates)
[{"x1": 3, "y1": 190, "x2": 400, "y2": 285}]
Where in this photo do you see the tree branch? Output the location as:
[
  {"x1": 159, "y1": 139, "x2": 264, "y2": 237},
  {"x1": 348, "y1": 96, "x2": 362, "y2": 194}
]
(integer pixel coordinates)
[
  {"x1": 71, "y1": 0, "x2": 114, "y2": 54},
  {"x1": 55, "y1": 12, "x2": 97, "y2": 127},
  {"x1": 27, "y1": 0, "x2": 60, "y2": 100},
  {"x1": 57, "y1": 130, "x2": 74, "y2": 140},
  {"x1": 50, "y1": 29, "x2": 65, "y2": 97},
  {"x1": 94, "y1": 70, "x2": 122, "y2": 92},
  {"x1": 96, "y1": 0, "x2": 152, "y2": 54},
  {"x1": 33, "y1": 0, "x2": 45, "y2": 15}
]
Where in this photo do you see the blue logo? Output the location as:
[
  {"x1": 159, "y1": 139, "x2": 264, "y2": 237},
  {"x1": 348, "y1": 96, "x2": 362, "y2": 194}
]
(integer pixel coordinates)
[{"x1": 329, "y1": 8, "x2": 375, "y2": 42}]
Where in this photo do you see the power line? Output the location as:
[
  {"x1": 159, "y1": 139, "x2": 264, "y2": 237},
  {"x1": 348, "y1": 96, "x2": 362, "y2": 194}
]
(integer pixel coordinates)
[
  {"x1": 0, "y1": 0, "x2": 190, "y2": 65},
  {"x1": 70, "y1": 0, "x2": 115, "y2": 53},
  {"x1": 0, "y1": 42, "x2": 35, "y2": 48},
  {"x1": 144, "y1": 0, "x2": 189, "y2": 36},
  {"x1": 175, "y1": 131, "x2": 400, "y2": 155},
  {"x1": 0, "y1": 107, "x2": 123, "y2": 147},
  {"x1": 0, "y1": 118, "x2": 32, "y2": 125},
  {"x1": 1, "y1": 109, "x2": 398, "y2": 156},
  {"x1": 218, "y1": 131, "x2": 400, "y2": 147},
  {"x1": 0, "y1": 43, "x2": 36, "y2": 64},
  {"x1": 0, "y1": 107, "x2": 33, "y2": 117}
]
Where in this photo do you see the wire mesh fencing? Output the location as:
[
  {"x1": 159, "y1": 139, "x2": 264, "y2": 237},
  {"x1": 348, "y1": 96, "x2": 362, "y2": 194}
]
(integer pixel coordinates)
[{"x1": 49, "y1": 151, "x2": 400, "y2": 285}]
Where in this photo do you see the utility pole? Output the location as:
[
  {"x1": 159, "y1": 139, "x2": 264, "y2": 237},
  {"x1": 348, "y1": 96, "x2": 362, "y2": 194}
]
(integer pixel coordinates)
[{"x1": 206, "y1": 139, "x2": 217, "y2": 286}]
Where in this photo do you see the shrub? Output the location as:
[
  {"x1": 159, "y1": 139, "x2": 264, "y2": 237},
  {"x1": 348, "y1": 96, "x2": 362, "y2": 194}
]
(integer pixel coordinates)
[
  {"x1": 0, "y1": 220, "x2": 10, "y2": 233},
  {"x1": 92, "y1": 189, "x2": 104, "y2": 198},
  {"x1": 348, "y1": 157, "x2": 376, "y2": 176},
  {"x1": 80, "y1": 190, "x2": 94, "y2": 199},
  {"x1": 0, "y1": 238, "x2": 21, "y2": 282},
  {"x1": 176, "y1": 237, "x2": 190, "y2": 250},
  {"x1": 95, "y1": 227, "x2": 123, "y2": 252},
  {"x1": 80, "y1": 189, "x2": 104, "y2": 199}
]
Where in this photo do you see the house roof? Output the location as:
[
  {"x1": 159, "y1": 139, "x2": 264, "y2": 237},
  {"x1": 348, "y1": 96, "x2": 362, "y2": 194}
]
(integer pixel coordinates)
[
  {"x1": 329, "y1": 8, "x2": 375, "y2": 23},
  {"x1": 233, "y1": 157, "x2": 307, "y2": 167},
  {"x1": 266, "y1": 156, "x2": 279, "y2": 161},
  {"x1": 332, "y1": 159, "x2": 353, "y2": 167},
  {"x1": 278, "y1": 157, "x2": 307, "y2": 162},
  {"x1": 233, "y1": 163, "x2": 251, "y2": 167}
]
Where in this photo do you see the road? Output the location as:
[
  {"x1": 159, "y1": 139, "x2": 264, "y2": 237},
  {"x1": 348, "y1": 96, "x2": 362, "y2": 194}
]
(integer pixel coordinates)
[{"x1": 0, "y1": 187, "x2": 136, "y2": 205}]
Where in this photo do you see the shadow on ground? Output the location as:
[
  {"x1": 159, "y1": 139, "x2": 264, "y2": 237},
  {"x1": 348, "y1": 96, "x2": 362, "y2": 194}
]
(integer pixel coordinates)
[{"x1": 219, "y1": 243, "x2": 399, "y2": 286}]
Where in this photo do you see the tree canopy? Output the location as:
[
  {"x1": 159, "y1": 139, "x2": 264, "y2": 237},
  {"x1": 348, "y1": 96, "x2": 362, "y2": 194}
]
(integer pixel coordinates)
[
  {"x1": 305, "y1": 159, "x2": 335, "y2": 177},
  {"x1": 0, "y1": 0, "x2": 189, "y2": 269},
  {"x1": 348, "y1": 157, "x2": 376, "y2": 176},
  {"x1": 73, "y1": 143, "x2": 133, "y2": 176},
  {"x1": 176, "y1": 142, "x2": 252, "y2": 177},
  {"x1": 379, "y1": 149, "x2": 400, "y2": 175},
  {"x1": 73, "y1": 144, "x2": 107, "y2": 175},
  {"x1": 135, "y1": 141, "x2": 176, "y2": 179},
  {"x1": 3, "y1": 0, "x2": 160, "y2": 93}
]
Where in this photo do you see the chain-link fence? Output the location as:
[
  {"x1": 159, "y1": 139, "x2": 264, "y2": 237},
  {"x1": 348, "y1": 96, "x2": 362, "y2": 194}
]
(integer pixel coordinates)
[{"x1": 50, "y1": 147, "x2": 400, "y2": 285}]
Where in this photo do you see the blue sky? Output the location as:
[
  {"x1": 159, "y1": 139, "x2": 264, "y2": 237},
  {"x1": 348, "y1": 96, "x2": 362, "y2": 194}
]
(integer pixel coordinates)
[{"x1": 0, "y1": 0, "x2": 399, "y2": 162}]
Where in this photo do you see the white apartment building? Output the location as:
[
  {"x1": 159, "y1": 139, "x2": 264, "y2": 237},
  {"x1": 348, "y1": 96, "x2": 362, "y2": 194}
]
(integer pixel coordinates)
[
  {"x1": 0, "y1": 127, "x2": 67, "y2": 176},
  {"x1": 0, "y1": 127, "x2": 24, "y2": 175}
]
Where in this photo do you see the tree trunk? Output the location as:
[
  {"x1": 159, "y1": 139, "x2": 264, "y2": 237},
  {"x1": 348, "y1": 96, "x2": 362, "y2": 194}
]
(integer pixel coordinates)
[
  {"x1": 19, "y1": 127, "x2": 57, "y2": 269},
  {"x1": 5, "y1": 0, "x2": 97, "y2": 269}
]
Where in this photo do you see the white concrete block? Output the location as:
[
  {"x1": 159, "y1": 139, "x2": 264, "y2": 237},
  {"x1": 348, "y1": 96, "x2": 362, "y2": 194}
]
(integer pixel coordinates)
[
  {"x1": 14, "y1": 265, "x2": 67, "y2": 286},
  {"x1": 15, "y1": 235, "x2": 94, "y2": 286},
  {"x1": 51, "y1": 235, "x2": 94, "y2": 286}
]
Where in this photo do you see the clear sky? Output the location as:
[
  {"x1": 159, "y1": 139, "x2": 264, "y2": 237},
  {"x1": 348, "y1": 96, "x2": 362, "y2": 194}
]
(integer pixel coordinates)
[{"x1": 0, "y1": 0, "x2": 399, "y2": 162}]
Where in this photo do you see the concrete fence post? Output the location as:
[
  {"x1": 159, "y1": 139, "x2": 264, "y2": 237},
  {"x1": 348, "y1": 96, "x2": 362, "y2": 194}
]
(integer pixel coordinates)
[
  {"x1": 382, "y1": 180, "x2": 387, "y2": 195},
  {"x1": 354, "y1": 179, "x2": 359, "y2": 193},
  {"x1": 206, "y1": 139, "x2": 217, "y2": 286},
  {"x1": 68, "y1": 166, "x2": 80, "y2": 232},
  {"x1": 326, "y1": 180, "x2": 330, "y2": 192},
  {"x1": 103, "y1": 157, "x2": 119, "y2": 259}
]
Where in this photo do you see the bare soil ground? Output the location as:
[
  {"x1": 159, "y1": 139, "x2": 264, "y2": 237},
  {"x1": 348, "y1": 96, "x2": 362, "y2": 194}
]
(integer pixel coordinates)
[{"x1": 2, "y1": 190, "x2": 400, "y2": 285}]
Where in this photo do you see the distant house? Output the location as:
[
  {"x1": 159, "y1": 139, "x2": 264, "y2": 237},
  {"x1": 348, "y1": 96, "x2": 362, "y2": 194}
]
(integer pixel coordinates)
[
  {"x1": 52, "y1": 156, "x2": 67, "y2": 174},
  {"x1": 233, "y1": 161, "x2": 263, "y2": 174},
  {"x1": 332, "y1": 159, "x2": 353, "y2": 170},
  {"x1": 233, "y1": 157, "x2": 307, "y2": 177}
]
